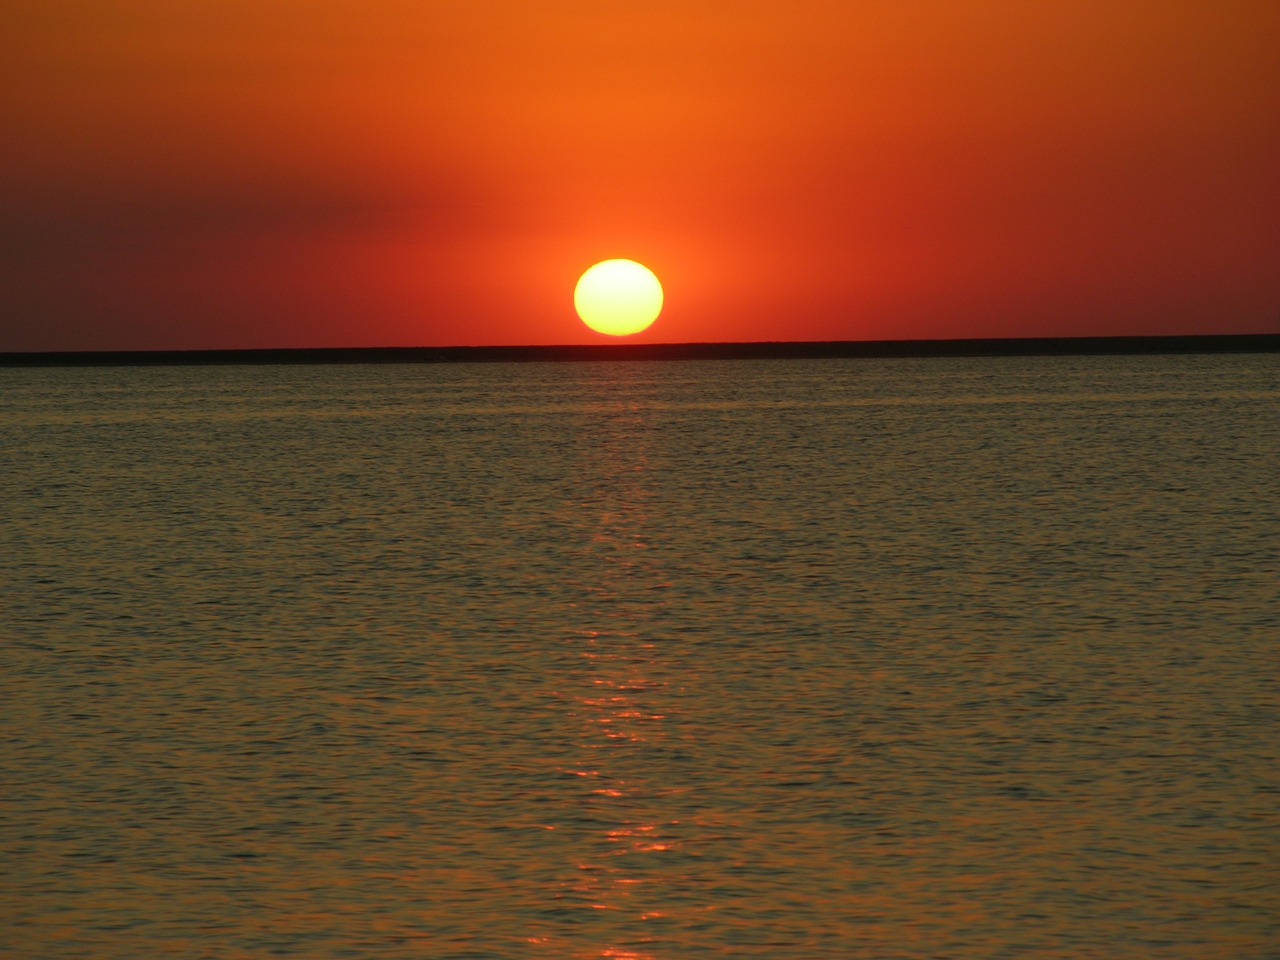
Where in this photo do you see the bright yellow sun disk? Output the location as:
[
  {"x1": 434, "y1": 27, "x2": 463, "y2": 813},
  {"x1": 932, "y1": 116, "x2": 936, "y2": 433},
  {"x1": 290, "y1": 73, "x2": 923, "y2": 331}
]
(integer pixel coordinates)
[{"x1": 574, "y1": 259, "x2": 663, "y2": 336}]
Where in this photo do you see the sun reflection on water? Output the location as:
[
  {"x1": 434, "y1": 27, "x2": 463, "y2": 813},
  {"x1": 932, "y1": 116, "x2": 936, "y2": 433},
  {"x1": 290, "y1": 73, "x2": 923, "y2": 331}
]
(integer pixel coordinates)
[{"x1": 555, "y1": 380, "x2": 677, "y2": 960}]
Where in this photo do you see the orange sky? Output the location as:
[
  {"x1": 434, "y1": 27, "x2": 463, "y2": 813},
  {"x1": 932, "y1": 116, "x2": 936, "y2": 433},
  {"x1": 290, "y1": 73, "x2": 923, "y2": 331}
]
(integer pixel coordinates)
[{"x1": 3, "y1": 0, "x2": 1277, "y2": 350}]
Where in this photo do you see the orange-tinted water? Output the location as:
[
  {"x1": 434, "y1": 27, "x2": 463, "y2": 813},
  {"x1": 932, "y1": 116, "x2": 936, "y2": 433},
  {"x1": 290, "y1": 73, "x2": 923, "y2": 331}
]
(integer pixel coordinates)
[{"x1": 3, "y1": 355, "x2": 1277, "y2": 958}]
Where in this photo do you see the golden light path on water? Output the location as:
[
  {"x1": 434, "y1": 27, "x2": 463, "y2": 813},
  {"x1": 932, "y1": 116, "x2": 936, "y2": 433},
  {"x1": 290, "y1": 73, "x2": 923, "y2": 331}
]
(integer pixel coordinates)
[{"x1": 549, "y1": 393, "x2": 673, "y2": 959}]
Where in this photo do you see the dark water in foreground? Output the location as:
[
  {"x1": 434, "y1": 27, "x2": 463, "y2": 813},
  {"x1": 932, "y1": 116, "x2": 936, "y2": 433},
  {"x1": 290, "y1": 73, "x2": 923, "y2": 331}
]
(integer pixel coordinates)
[{"x1": 2, "y1": 354, "x2": 1277, "y2": 959}]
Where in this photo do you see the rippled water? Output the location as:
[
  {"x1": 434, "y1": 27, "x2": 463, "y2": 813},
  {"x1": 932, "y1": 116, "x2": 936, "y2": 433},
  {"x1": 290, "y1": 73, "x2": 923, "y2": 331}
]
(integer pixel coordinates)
[{"x1": 3, "y1": 354, "x2": 1277, "y2": 959}]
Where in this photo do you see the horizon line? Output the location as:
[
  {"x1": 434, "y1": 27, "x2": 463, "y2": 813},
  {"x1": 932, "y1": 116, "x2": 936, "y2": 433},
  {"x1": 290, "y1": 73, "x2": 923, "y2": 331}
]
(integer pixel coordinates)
[{"x1": 3, "y1": 333, "x2": 1278, "y2": 367}]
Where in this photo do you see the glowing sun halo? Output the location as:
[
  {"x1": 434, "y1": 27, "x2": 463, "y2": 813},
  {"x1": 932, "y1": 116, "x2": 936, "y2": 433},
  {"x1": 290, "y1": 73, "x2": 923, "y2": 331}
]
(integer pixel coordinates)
[{"x1": 574, "y1": 259, "x2": 663, "y2": 336}]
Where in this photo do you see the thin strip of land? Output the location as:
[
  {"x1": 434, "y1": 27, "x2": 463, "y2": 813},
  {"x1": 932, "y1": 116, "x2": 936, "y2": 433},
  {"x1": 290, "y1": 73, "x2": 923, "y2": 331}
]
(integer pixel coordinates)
[{"x1": 2, "y1": 334, "x2": 1277, "y2": 366}]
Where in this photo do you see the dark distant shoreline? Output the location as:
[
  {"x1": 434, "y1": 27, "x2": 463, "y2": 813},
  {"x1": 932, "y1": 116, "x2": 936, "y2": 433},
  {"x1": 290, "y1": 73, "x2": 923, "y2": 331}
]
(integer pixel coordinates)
[{"x1": 3, "y1": 334, "x2": 1277, "y2": 367}]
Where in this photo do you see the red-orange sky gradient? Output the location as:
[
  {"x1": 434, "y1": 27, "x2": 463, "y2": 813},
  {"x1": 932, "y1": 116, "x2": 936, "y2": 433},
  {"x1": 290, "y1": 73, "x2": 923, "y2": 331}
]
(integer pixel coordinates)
[{"x1": 3, "y1": 0, "x2": 1278, "y2": 351}]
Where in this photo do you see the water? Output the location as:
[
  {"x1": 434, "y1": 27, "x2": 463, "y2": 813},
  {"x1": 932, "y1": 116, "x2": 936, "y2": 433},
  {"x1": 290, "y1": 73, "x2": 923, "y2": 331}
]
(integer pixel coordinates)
[{"x1": 2, "y1": 354, "x2": 1277, "y2": 959}]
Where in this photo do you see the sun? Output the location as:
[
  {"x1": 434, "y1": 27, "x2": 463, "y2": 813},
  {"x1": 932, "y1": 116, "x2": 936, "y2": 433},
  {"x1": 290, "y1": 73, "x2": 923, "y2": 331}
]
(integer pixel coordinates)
[{"x1": 574, "y1": 259, "x2": 663, "y2": 336}]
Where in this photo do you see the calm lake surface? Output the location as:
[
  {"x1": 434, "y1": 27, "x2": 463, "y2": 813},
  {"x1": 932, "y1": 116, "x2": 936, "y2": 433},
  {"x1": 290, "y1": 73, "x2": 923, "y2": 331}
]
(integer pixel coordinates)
[{"x1": 2, "y1": 354, "x2": 1277, "y2": 959}]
